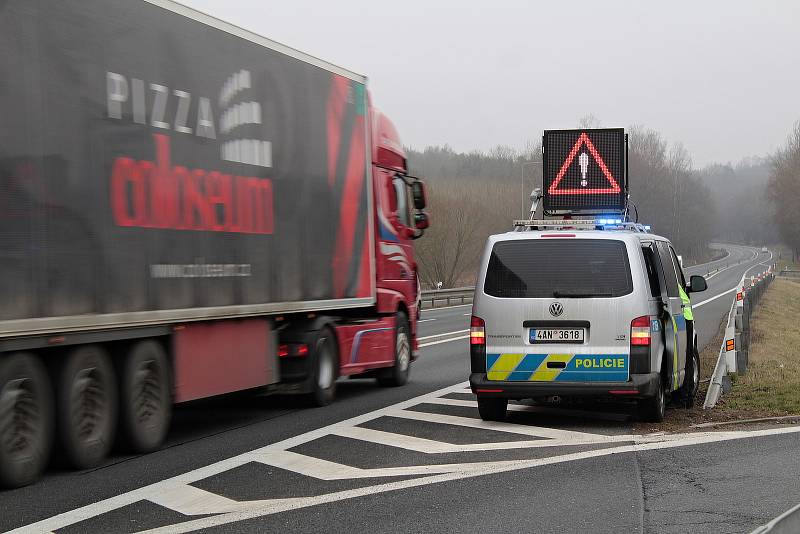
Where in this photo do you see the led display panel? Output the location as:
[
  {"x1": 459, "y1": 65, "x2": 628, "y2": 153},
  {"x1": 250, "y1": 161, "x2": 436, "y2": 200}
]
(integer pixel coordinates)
[{"x1": 543, "y1": 128, "x2": 626, "y2": 213}]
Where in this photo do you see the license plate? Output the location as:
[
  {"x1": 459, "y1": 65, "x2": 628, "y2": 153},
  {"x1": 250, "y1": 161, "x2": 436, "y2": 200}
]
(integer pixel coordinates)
[{"x1": 529, "y1": 328, "x2": 585, "y2": 344}]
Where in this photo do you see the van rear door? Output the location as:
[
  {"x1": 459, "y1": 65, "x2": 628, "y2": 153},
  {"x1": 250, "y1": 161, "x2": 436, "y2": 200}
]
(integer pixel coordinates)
[{"x1": 480, "y1": 237, "x2": 639, "y2": 383}]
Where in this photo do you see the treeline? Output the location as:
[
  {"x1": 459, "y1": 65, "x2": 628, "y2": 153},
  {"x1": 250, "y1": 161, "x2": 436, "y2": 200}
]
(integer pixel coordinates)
[
  {"x1": 696, "y1": 158, "x2": 774, "y2": 246},
  {"x1": 408, "y1": 128, "x2": 721, "y2": 288},
  {"x1": 768, "y1": 121, "x2": 800, "y2": 260}
]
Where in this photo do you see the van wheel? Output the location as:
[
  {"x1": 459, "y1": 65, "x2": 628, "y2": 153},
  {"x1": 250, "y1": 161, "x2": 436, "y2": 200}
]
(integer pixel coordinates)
[
  {"x1": 56, "y1": 345, "x2": 117, "y2": 469},
  {"x1": 118, "y1": 340, "x2": 171, "y2": 453},
  {"x1": 0, "y1": 353, "x2": 53, "y2": 489},
  {"x1": 305, "y1": 328, "x2": 337, "y2": 407},
  {"x1": 377, "y1": 312, "x2": 411, "y2": 387},
  {"x1": 639, "y1": 378, "x2": 666, "y2": 423},
  {"x1": 676, "y1": 344, "x2": 700, "y2": 409},
  {"x1": 477, "y1": 397, "x2": 507, "y2": 422}
]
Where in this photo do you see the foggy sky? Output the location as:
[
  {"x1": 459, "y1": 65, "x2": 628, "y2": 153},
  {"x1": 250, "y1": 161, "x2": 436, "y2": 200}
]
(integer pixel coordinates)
[{"x1": 179, "y1": 0, "x2": 800, "y2": 167}]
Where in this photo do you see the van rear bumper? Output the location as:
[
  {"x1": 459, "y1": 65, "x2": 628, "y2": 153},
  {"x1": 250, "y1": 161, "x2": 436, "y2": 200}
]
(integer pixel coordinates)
[{"x1": 469, "y1": 372, "x2": 661, "y2": 399}]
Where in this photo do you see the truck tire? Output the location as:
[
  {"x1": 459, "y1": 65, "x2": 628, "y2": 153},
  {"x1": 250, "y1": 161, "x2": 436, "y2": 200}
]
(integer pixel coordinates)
[
  {"x1": 477, "y1": 397, "x2": 507, "y2": 422},
  {"x1": 676, "y1": 343, "x2": 700, "y2": 409},
  {"x1": 377, "y1": 312, "x2": 411, "y2": 387},
  {"x1": 638, "y1": 377, "x2": 666, "y2": 422},
  {"x1": 56, "y1": 345, "x2": 117, "y2": 469},
  {"x1": 305, "y1": 328, "x2": 337, "y2": 407},
  {"x1": 118, "y1": 340, "x2": 171, "y2": 453},
  {"x1": 0, "y1": 353, "x2": 53, "y2": 489}
]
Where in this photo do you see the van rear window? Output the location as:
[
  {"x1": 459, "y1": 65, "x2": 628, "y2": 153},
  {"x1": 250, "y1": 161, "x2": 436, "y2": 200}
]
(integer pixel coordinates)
[{"x1": 483, "y1": 239, "x2": 633, "y2": 298}]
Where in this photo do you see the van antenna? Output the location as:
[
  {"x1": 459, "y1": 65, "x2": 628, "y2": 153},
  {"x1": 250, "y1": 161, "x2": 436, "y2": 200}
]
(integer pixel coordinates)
[{"x1": 528, "y1": 188, "x2": 543, "y2": 220}]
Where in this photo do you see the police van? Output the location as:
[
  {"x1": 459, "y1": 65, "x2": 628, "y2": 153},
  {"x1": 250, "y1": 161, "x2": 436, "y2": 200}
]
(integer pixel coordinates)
[{"x1": 468, "y1": 219, "x2": 708, "y2": 422}]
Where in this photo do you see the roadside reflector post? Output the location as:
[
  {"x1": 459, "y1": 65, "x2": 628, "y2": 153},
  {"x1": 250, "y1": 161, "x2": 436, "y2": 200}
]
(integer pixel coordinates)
[{"x1": 724, "y1": 325, "x2": 737, "y2": 373}]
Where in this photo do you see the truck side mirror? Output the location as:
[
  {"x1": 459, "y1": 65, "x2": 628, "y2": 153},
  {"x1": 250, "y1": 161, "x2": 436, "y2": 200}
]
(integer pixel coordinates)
[
  {"x1": 414, "y1": 211, "x2": 430, "y2": 230},
  {"x1": 688, "y1": 275, "x2": 707, "y2": 293},
  {"x1": 412, "y1": 181, "x2": 427, "y2": 210}
]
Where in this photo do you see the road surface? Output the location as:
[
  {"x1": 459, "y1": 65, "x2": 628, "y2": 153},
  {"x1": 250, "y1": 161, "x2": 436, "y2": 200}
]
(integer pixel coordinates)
[{"x1": 2, "y1": 244, "x2": 796, "y2": 534}]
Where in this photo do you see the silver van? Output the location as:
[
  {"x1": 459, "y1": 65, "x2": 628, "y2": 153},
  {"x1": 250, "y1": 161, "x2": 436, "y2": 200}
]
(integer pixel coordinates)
[{"x1": 469, "y1": 222, "x2": 707, "y2": 422}]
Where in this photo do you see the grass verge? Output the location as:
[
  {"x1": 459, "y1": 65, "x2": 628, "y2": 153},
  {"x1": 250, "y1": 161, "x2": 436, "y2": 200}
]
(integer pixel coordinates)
[
  {"x1": 717, "y1": 278, "x2": 800, "y2": 414},
  {"x1": 633, "y1": 278, "x2": 800, "y2": 432}
]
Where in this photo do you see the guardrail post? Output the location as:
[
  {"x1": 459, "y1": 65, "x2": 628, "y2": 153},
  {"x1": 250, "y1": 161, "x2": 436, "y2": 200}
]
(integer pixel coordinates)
[{"x1": 735, "y1": 332, "x2": 746, "y2": 374}]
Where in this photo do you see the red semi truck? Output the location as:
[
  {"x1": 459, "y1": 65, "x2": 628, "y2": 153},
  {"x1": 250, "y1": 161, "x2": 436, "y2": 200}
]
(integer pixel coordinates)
[{"x1": 0, "y1": 0, "x2": 428, "y2": 488}]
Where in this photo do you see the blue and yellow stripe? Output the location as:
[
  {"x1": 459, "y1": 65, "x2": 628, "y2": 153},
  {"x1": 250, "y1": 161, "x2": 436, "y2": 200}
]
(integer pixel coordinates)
[{"x1": 486, "y1": 353, "x2": 629, "y2": 382}]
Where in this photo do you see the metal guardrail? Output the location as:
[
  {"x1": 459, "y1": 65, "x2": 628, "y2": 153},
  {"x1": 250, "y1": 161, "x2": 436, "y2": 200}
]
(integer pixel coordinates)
[
  {"x1": 778, "y1": 269, "x2": 800, "y2": 278},
  {"x1": 420, "y1": 287, "x2": 474, "y2": 309},
  {"x1": 704, "y1": 264, "x2": 777, "y2": 408}
]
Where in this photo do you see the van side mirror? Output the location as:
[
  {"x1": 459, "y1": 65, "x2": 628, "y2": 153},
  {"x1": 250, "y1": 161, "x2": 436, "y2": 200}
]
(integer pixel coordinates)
[
  {"x1": 412, "y1": 181, "x2": 427, "y2": 210},
  {"x1": 688, "y1": 275, "x2": 707, "y2": 293}
]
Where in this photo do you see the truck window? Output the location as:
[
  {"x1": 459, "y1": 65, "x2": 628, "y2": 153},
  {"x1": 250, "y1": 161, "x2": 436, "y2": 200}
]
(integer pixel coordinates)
[
  {"x1": 641, "y1": 245, "x2": 663, "y2": 298},
  {"x1": 483, "y1": 239, "x2": 633, "y2": 298},
  {"x1": 392, "y1": 176, "x2": 411, "y2": 227},
  {"x1": 656, "y1": 241, "x2": 679, "y2": 297}
]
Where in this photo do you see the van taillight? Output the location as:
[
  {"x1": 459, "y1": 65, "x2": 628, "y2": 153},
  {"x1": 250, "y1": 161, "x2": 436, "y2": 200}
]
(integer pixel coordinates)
[
  {"x1": 630, "y1": 316, "x2": 651, "y2": 346},
  {"x1": 470, "y1": 315, "x2": 486, "y2": 373},
  {"x1": 470, "y1": 316, "x2": 485, "y2": 345}
]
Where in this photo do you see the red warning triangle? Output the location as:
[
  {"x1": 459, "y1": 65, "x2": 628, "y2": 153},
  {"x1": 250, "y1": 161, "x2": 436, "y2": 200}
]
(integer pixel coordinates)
[{"x1": 548, "y1": 132, "x2": 621, "y2": 195}]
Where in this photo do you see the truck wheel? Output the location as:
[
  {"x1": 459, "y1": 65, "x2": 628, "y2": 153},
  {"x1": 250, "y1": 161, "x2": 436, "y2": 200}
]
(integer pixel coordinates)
[
  {"x1": 638, "y1": 378, "x2": 666, "y2": 423},
  {"x1": 477, "y1": 397, "x2": 507, "y2": 422},
  {"x1": 676, "y1": 344, "x2": 700, "y2": 409},
  {"x1": 118, "y1": 340, "x2": 171, "y2": 453},
  {"x1": 305, "y1": 328, "x2": 337, "y2": 407},
  {"x1": 56, "y1": 345, "x2": 117, "y2": 469},
  {"x1": 377, "y1": 312, "x2": 411, "y2": 387},
  {"x1": 0, "y1": 353, "x2": 53, "y2": 489}
]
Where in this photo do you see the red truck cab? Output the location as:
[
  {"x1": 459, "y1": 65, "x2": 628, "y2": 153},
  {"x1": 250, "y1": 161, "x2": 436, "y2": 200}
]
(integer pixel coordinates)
[{"x1": 274, "y1": 102, "x2": 428, "y2": 405}]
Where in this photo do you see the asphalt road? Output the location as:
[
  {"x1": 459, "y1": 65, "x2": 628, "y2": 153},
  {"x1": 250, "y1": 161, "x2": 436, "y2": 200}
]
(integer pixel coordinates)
[{"x1": 3, "y1": 244, "x2": 795, "y2": 534}]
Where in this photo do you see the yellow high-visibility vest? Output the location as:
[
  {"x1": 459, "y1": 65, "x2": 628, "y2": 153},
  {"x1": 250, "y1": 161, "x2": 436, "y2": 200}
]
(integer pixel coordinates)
[{"x1": 678, "y1": 285, "x2": 693, "y2": 321}]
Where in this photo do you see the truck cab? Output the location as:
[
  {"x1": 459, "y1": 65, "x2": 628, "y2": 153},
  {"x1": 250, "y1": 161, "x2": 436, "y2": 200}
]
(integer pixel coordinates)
[{"x1": 371, "y1": 110, "x2": 429, "y2": 334}]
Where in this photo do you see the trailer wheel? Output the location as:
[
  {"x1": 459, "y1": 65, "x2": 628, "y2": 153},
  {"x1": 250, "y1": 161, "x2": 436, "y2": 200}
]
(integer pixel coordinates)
[
  {"x1": 118, "y1": 340, "x2": 171, "y2": 453},
  {"x1": 56, "y1": 345, "x2": 117, "y2": 469},
  {"x1": 377, "y1": 312, "x2": 411, "y2": 387},
  {"x1": 0, "y1": 353, "x2": 53, "y2": 489},
  {"x1": 305, "y1": 328, "x2": 337, "y2": 407}
]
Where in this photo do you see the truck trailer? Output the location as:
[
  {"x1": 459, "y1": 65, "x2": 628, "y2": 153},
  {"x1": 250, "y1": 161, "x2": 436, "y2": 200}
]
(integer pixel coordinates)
[{"x1": 0, "y1": 0, "x2": 429, "y2": 488}]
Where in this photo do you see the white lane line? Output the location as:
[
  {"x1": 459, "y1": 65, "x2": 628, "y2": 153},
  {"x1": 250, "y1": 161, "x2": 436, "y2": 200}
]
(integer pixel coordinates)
[
  {"x1": 252, "y1": 449, "x2": 539, "y2": 480},
  {"x1": 386, "y1": 409, "x2": 610, "y2": 441},
  {"x1": 134, "y1": 426, "x2": 800, "y2": 534},
  {"x1": 693, "y1": 287, "x2": 738, "y2": 309},
  {"x1": 423, "y1": 397, "x2": 630, "y2": 422},
  {"x1": 418, "y1": 330, "x2": 469, "y2": 341},
  {"x1": 148, "y1": 485, "x2": 244, "y2": 516},
  {"x1": 16, "y1": 374, "x2": 800, "y2": 534},
  {"x1": 694, "y1": 248, "x2": 774, "y2": 309},
  {"x1": 749, "y1": 500, "x2": 800, "y2": 534},
  {"x1": 417, "y1": 318, "x2": 436, "y2": 323},
  {"x1": 419, "y1": 336, "x2": 468, "y2": 348},
  {"x1": 705, "y1": 261, "x2": 738, "y2": 280},
  {"x1": 421, "y1": 303, "x2": 472, "y2": 312},
  {"x1": 332, "y1": 425, "x2": 607, "y2": 453}
]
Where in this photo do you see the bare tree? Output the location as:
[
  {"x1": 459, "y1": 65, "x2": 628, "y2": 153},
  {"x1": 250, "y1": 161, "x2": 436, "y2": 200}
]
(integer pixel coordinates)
[
  {"x1": 578, "y1": 114, "x2": 602, "y2": 129},
  {"x1": 768, "y1": 121, "x2": 800, "y2": 260}
]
